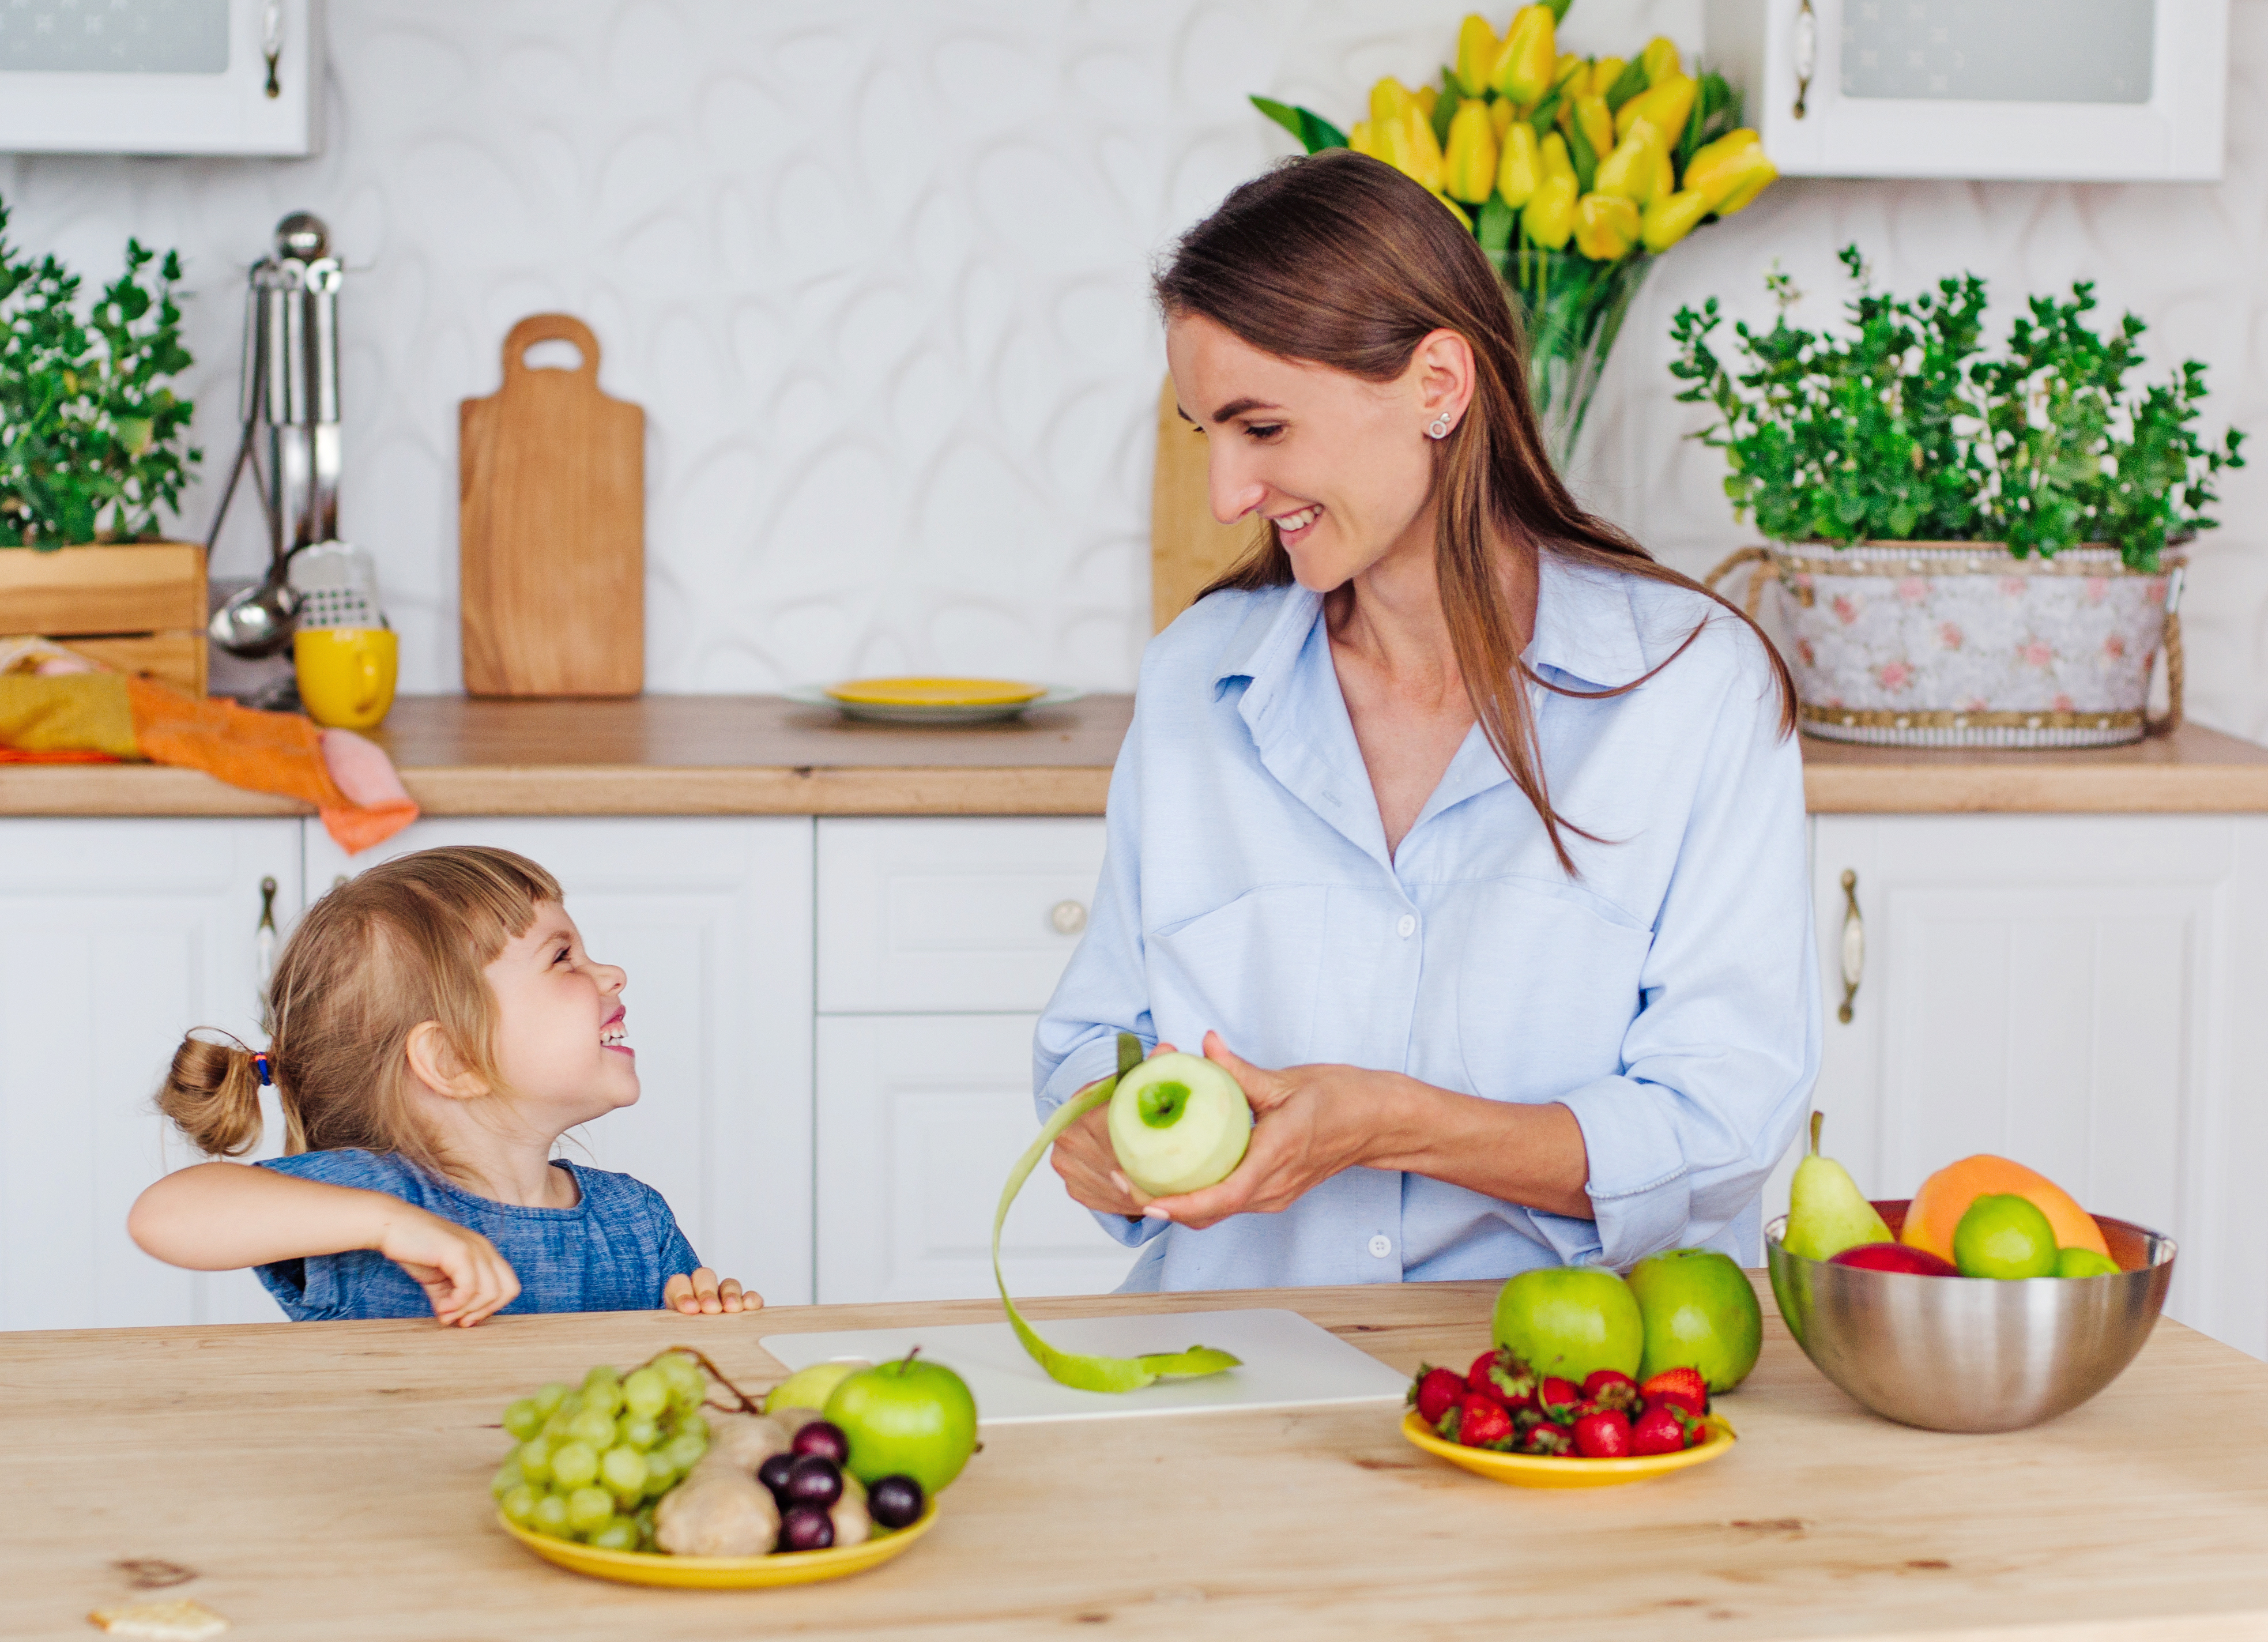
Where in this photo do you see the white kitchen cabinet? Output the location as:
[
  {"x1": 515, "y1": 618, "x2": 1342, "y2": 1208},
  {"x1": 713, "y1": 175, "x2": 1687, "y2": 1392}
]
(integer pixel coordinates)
[
  {"x1": 0, "y1": 818, "x2": 303, "y2": 1330},
  {"x1": 1805, "y1": 814, "x2": 2268, "y2": 1354},
  {"x1": 1703, "y1": 0, "x2": 2228, "y2": 180},
  {"x1": 813, "y1": 816, "x2": 1123, "y2": 1304},
  {"x1": 815, "y1": 1013, "x2": 1137, "y2": 1304},
  {"x1": 307, "y1": 817, "x2": 817, "y2": 1307}
]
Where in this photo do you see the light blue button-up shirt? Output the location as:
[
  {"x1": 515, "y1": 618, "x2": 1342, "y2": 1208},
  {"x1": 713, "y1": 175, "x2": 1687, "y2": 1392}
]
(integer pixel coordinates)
[{"x1": 1033, "y1": 552, "x2": 1818, "y2": 1293}]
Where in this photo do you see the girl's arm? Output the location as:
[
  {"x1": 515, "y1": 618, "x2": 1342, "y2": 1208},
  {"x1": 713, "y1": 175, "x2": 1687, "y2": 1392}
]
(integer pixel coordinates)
[{"x1": 128, "y1": 1162, "x2": 521, "y2": 1327}]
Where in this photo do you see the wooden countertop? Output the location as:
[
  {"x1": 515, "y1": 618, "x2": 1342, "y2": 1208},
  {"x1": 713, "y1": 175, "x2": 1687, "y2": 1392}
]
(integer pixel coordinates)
[
  {"x1": 11, "y1": 1279, "x2": 2268, "y2": 1641},
  {"x1": 2, "y1": 693, "x2": 2265, "y2": 817}
]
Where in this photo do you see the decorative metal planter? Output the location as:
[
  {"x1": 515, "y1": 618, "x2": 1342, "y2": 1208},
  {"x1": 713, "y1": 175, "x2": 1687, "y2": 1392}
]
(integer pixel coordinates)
[{"x1": 1713, "y1": 541, "x2": 2183, "y2": 750}]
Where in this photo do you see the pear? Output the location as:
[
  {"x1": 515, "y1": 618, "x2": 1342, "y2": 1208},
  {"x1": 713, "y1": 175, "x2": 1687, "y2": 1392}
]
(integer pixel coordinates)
[{"x1": 1783, "y1": 1111, "x2": 1894, "y2": 1263}]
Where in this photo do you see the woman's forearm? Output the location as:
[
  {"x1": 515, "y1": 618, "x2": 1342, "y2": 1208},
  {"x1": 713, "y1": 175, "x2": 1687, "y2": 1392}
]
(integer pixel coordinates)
[
  {"x1": 1367, "y1": 1077, "x2": 1595, "y2": 1221},
  {"x1": 128, "y1": 1162, "x2": 400, "y2": 1271}
]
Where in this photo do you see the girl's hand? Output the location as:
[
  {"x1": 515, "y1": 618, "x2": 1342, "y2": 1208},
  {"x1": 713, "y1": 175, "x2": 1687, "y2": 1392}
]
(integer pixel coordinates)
[
  {"x1": 1137, "y1": 1032, "x2": 1391, "y2": 1232},
  {"x1": 374, "y1": 1204, "x2": 521, "y2": 1327},
  {"x1": 1049, "y1": 1041, "x2": 1180, "y2": 1218},
  {"x1": 665, "y1": 1269, "x2": 758, "y2": 1314}
]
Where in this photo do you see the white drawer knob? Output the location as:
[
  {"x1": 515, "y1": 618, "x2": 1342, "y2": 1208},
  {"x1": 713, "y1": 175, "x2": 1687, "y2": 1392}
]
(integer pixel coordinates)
[{"x1": 1050, "y1": 899, "x2": 1088, "y2": 936}]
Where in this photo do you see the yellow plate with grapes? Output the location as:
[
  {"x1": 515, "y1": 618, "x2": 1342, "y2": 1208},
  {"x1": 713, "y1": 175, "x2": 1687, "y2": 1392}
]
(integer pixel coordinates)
[
  {"x1": 498, "y1": 1499, "x2": 939, "y2": 1588},
  {"x1": 1399, "y1": 1410, "x2": 1738, "y2": 1489}
]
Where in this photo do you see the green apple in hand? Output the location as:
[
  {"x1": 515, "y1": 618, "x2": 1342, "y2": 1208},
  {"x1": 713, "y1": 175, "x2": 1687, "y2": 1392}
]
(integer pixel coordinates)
[
  {"x1": 824, "y1": 1351, "x2": 979, "y2": 1496},
  {"x1": 1108, "y1": 1051, "x2": 1252, "y2": 1197}
]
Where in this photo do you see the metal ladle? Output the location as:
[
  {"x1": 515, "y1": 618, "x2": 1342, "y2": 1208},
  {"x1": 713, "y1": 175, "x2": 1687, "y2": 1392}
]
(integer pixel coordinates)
[{"x1": 205, "y1": 431, "x2": 302, "y2": 658}]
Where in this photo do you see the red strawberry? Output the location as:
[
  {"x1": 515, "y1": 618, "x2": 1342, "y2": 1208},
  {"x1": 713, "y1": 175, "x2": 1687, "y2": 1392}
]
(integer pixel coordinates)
[
  {"x1": 1630, "y1": 1403, "x2": 1688, "y2": 1456},
  {"x1": 1581, "y1": 1368, "x2": 1641, "y2": 1413},
  {"x1": 1537, "y1": 1377, "x2": 1581, "y2": 1422},
  {"x1": 1411, "y1": 1365, "x2": 1464, "y2": 1425},
  {"x1": 1640, "y1": 1366, "x2": 1710, "y2": 1418},
  {"x1": 1465, "y1": 1350, "x2": 1501, "y2": 1398},
  {"x1": 1523, "y1": 1420, "x2": 1575, "y2": 1456},
  {"x1": 1572, "y1": 1408, "x2": 1632, "y2": 1459},
  {"x1": 1486, "y1": 1349, "x2": 1539, "y2": 1408},
  {"x1": 1455, "y1": 1392, "x2": 1513, "y2": 1449}
]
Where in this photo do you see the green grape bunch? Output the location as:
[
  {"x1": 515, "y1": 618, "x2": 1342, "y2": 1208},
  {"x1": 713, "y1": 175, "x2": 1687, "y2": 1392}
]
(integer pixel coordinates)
[{"x1": 492, "y1": 1350, "x2": 713, "y2": 1553}]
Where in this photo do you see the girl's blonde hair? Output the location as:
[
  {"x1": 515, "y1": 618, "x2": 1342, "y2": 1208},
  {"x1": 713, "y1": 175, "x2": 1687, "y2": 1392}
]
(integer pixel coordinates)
[{"x1": 156, "y1": 845, "x2": 562, "y2": 1170}]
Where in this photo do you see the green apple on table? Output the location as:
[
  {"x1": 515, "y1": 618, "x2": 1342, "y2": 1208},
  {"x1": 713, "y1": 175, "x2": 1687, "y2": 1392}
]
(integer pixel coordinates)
[
  {"x1": 1626, "y1": 1248, "x2": 1762, "y2": 1391},
  {"x1": 825, "y1": 1353, "x2": 979, "y2": 1497}
]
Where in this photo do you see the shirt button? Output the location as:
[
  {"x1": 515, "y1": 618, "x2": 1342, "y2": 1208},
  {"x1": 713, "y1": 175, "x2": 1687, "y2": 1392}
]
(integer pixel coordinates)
[
  {"x1": 1396, "y1": 914, "x2": 1416, "y2": 938},
  {"x1": 1368, "y1": 1234, "x2": 1392, "y2": 1258}
]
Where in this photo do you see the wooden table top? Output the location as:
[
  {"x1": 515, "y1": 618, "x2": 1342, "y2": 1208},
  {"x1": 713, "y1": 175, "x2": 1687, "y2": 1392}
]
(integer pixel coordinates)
[
  {"x1": 10, "y1": 1279, "x2": 2268, "y2": 1641},
  {"x1": 2, "y1": 693, "x2": 2264, "y2": 818}
]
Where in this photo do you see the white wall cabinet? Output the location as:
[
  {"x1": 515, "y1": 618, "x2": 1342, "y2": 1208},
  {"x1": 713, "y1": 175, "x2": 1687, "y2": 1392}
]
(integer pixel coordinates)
[
  {"x1": 812, "y1": 817, "x2": 1131, "y2": 1303},
  {"x1": 1803, "y1": 815, "x2": 2268, "y2": 1355},
  {"x1": 1704, "y1": 0, "x2": 2228, "y2": 181},
  {"x1": 0, "y1": 818, "x2": 302, "y2": 1330},
  {"x1": 307, "y1": 817, "x2": 816, "y2": 1308}
]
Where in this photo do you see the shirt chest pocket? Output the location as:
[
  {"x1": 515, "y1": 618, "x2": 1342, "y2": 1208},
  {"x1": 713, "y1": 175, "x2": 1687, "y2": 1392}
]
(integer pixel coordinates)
[
  {"x1": 1446, "y1": 878, "x2": 1653, "y2": 1101},
  {"x1": 1145, "y1": 886, "x2": 1328, "y2": 1069}
]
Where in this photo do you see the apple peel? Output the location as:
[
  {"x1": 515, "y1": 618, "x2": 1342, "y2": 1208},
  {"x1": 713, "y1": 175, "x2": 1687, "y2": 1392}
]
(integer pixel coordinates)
[{"x1": 993, "y1": 1031, "x2": 1242, "y2": 1392}]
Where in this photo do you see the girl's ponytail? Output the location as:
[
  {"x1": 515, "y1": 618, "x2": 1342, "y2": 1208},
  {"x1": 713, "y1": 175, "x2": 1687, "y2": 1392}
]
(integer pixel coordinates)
[{"x1": 156, "y1": 1032, "x2": 268, "y2": 1158}]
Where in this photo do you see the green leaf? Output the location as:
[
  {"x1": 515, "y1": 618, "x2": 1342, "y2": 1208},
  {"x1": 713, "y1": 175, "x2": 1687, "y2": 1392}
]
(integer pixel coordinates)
[
  {"x1": 1603, "y1": 58, "x2": 1650, "y2": 113},
  {"x1": 1250, "y1": 95, "x2": 1346, "y2": 154},
  {"x1": 1431, "y1": 73, "x2": 1460, "y2": 146},
  {"x1": 1544, "y1": 0, "x2": 1573, "y2": 18},
  {"x1": 1567, "y1": 118, "x2": 1599, "y2": 193}
]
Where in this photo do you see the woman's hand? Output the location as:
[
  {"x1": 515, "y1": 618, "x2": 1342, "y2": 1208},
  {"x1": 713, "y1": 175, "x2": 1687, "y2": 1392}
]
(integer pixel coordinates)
[
  {"x1": 1049, "y1": 1041, "x2": 1181, "y2": 1218},
  {"x1": 665, "y1": 1269, "x2": 759, "y2": 1315},
  {"x1": 373, "y1": 1203, "x2": 522, "y2": 1327},
  {"x1": 1138, "y1": 1033, "x2": 1396, "y2": 1231}
]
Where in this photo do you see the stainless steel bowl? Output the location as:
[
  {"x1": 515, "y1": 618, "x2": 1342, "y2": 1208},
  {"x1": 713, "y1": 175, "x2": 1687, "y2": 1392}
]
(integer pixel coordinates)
[{"x1": 1765, "y1": 1200, "x2": 2175, "y2": 1433}]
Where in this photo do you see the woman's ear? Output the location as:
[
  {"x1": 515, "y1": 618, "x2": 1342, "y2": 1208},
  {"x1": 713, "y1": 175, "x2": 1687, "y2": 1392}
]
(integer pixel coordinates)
[
  {"x1": 405, "y1": 1020, "x2": 489, "y2": 1102},
  {"x1": 1410, "y1": 327, "x2": 1477, "y2": 432}
]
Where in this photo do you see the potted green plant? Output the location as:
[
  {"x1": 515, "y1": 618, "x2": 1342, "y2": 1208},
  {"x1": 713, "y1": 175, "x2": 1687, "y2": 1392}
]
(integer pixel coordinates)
[
  {"x1": 1673, "y1": 248, "x2": 2245, "y2": 747},
  {"x1": 0, "y1": 194, "x2": 207, "y2": 692}
]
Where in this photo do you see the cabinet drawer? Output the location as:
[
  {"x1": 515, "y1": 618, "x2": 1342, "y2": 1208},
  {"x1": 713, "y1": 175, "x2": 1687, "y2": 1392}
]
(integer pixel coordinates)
[{"x1": 817, "y1": 818, "x2": 1107, "y2": 1014}]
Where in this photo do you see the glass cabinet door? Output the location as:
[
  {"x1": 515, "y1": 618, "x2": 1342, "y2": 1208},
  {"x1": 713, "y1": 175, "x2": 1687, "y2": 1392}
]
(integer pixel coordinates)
[{"x1": 1704, "y1": 0, "x2": 2225, "y2": 180}]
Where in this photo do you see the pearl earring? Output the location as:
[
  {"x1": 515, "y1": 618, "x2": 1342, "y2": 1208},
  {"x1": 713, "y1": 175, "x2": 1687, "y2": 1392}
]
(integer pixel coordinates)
[{"x1": 1426, "y1": 413, "x2": 1453, "y2": 439}]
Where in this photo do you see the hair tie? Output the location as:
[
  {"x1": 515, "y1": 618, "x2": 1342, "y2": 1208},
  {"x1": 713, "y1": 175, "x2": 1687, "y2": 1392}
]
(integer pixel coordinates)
[{"x1": 253, "y1": 1052, "x2": 272, "y2": 1087}]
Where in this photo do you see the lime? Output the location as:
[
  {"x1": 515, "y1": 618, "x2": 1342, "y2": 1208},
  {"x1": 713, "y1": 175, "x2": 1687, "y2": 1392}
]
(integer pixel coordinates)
[
  {"x1": 1951, "y1": 1193, "x2": 2059, "y2": 1279},
  {"x1": 1626, "y1": 1248, "x2": 1764, "y2": 1391},
  {"x1": 2056, "y1": 1246, "x2": 2122, "y2": 1279}
]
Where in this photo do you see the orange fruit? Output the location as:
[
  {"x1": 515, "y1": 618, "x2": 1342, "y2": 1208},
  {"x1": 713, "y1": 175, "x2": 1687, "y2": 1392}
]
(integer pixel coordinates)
[{"x1": 1902, "y1": 1155, "x2": 2108, "y2": 1262}]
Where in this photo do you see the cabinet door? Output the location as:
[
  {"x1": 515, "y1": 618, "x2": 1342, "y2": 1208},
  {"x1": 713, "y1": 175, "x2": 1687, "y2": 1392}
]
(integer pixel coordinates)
[
  {"x1": 0, "y1": 818, "x2": 303, "y2": 1330},
  {"x1": 1703, "y1": 0, "x2": 2227, "y2": 180},
  {"x1": 307, "y1": 818, "x2": 817, "y2": 1306},
  {"x1": 816, "y1": 1014, "x2": 1137, "y2": 1304},
  {"x1": 1810, "y1": 814, "x2": 2266, "y2": 1352}
]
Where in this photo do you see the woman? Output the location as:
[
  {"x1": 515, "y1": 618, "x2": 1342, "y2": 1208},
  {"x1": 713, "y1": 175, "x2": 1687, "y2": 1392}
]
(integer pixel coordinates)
[{"x1": 1034, "y1": 150, "x2": 1817, "y2": 1294}]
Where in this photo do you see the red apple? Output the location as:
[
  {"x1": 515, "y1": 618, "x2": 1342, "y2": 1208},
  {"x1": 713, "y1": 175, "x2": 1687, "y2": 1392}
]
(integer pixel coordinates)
[{"x1": 1829, "y1": 1242, "x2": 1960, "y2": 1276}]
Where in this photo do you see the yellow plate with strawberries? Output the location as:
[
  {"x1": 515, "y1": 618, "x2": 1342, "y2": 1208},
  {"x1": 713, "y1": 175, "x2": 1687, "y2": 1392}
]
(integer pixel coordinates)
[
  {"x1": 496, "y1": 1500, "x2": 937, "y2": 1588},
  {"x1": 1399, "y1": 1410, "x2": 1736, "y2": 1489}
]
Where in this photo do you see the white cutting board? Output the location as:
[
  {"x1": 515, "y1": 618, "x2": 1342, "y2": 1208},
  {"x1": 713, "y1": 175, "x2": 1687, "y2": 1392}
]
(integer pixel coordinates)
[{"x1": 761, "y1": 1307, "x2": 1409, "y2": 1425}]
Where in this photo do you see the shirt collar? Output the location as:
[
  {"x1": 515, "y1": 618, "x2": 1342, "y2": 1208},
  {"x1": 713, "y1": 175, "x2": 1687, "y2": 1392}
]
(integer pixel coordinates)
[{"x1": 1523, "y1": 550, "x2": 1653, "y2": 690}]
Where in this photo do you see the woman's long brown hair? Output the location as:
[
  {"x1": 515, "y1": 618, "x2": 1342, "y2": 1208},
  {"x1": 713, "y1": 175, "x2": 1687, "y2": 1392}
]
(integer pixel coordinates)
[{"x1": 1154, "y1": 149, "x2": 1795, "y2": 872}]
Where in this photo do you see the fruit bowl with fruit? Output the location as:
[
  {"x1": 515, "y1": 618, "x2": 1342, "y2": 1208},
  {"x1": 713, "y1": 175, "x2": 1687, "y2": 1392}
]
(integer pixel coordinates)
[
  {"x1": 488, "y1": 1347, "x2": 974, "y2": 1588},
  {"x1": 1767, "y1": 1117, "x2": 2177, "y2": 1433}
]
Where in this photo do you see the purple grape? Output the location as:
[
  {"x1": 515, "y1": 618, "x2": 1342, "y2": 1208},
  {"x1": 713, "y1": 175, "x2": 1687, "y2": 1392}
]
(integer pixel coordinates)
[
  {"x1": 789, "y1": 1419, "x2": 849, "y2": 1464},
  {"x1": 756, "y1": 1451, "x2": 797, "y2": 1503},
  {"x1": 868, "y1": 1474, "x2": 924, "y2": 1530},
  {"x1": 778, "y1": 1505, "x2": 834, "y2": 1553},
  {"x1": 783, "y1": 1453, "x2": 842, "y2": 1508}
]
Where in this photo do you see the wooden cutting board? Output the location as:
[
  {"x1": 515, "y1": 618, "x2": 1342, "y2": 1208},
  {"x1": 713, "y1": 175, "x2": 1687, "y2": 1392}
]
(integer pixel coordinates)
[{"x1": 459, "y1": 313, "x2": 643, "y2": 696}]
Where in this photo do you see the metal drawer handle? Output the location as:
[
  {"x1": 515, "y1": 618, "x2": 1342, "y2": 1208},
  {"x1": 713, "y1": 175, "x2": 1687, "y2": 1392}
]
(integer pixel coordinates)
[
  {"x1": 1837, "y1": 868, "x2": 1863, "y2": 1024},
  {"x1": 1793, "y1": 0, "x2": 1817, "y2": 119},
  {"x1": 1050, "y1": 899, "x2": 1088, "y2": 936},
  {"x1": 257, "y1": 875, "x2": 279, "y2": 1029}
]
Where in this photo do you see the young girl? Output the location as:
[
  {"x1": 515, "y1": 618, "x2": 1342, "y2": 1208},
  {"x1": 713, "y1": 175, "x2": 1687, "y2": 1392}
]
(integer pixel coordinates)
[{"x1": 129, "y1": 845, "x2": 756, "y2": 1326}]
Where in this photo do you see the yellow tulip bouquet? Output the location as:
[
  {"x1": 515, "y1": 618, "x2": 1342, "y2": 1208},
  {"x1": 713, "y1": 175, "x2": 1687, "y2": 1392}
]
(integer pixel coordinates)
[{"x1": 1253, "y1": 1, "x2": 1777, "y2": 465}]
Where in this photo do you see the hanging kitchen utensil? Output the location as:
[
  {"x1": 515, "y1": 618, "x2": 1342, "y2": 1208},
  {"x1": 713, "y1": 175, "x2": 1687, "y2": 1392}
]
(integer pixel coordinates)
[{"x1": 458, "y1": 314, "x2": 644, "y2": 697}]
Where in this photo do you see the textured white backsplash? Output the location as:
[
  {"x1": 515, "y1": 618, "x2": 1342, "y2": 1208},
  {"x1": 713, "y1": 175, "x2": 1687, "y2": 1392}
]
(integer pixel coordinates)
[{"x1": 3, "y1": 0, "x2": 2262, "y2": 735}]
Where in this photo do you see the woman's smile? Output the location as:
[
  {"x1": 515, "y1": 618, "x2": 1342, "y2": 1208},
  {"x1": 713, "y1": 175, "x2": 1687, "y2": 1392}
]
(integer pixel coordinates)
[{"x1": 1271, "y1": 503, "x2": 1324, "y2": 543}]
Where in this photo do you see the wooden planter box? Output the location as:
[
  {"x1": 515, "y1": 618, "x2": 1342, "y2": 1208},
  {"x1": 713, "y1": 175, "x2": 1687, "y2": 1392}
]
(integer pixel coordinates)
[{"x1": 0, "y1": 542, "x2": 207, "y2": 696}]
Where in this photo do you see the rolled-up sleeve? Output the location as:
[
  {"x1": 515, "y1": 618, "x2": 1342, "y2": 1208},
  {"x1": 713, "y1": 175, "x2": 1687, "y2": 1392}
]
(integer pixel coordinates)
[{"x1": 1544, "y1": 639, "x2": 1818, "y2": 1269}]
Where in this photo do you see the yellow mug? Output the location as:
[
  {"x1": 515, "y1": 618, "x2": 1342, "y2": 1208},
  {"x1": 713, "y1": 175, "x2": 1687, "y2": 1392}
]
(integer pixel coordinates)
[{"x1": 294, "y1": 627, "x2": 398, "y2": 729}]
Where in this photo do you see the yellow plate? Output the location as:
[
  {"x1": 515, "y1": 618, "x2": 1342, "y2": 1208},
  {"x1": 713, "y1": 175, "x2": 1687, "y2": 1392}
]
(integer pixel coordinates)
[
  {"x1": 496, "y1": 1500, "x2": 939, "y2": 1588},
  {"x1": 825, "y1": 677, "x2": 1046, "y2": 708},
  {"x1": 1399, "y1": 1410, "x2": 1737, "y2": 1488}
]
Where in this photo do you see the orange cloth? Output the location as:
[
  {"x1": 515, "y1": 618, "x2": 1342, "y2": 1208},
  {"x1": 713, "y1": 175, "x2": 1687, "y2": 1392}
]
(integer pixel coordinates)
[{"x1": 125, "y1": 679, "x2": 419, "y2": 853}]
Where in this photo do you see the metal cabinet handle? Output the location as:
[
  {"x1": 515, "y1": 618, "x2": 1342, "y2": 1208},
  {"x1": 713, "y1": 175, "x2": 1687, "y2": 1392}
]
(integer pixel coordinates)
[
  {"x1": 1837, "y1": 868, "x2": 1863, "y2": 1024},
  {"x1": 256, "y1": 875, "x2": 280, "y2": 1027},
  {"x1": 1792, "y1": 0, "x2": 1817, "y2": 119},
  {"x1": 1049, "y1": 899, "x2": 1088, "y2": 936}
]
